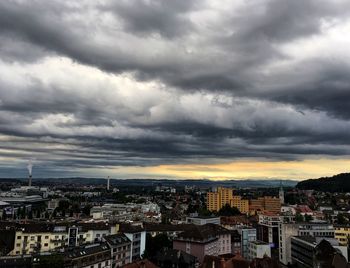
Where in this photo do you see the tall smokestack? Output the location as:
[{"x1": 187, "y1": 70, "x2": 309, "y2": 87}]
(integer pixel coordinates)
[
  {"x1": 107, "y1": 176, "x2": 110, "y2": 191},
  {"x1": 27, "y1": 160, "x2": 33, "y2": 187}
]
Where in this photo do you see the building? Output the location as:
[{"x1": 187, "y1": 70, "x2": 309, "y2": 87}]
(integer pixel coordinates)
[
  {"x1": 186, "y1": 215, "x2": 220, "y2": 225},
  {"x1": 257, "y1": 213, "x2": 280, "y2": 250},
  {"x1": 104, "y1": 233, "x2": 131, "y2": 268},
  {"x1": 173, "y1": 224, "x2": 231, "y2": 263},
  {"x1": 4, "y1": 222, "x2": 114, "y2": 256},
  {"x1": 207, "y1": 187, "x2": 249, "y2": 213},
  {"x1": 0, "y1": 255, "x2": 32, "y2": 268},
  {"x1": 206, "y1": 191, "x2": 220, "y2": 211},
  {"x1": 207, "y1": 187, "x2": 233, "y2": 212},
  {"x1": 118, "y1": 224, "x2": 146, "y2": 261},
  {"x1": 247, "y1": 240, "x2": 271, "y2": 261},
  {"x1": 334, "y1": 225, "x2": 350, "y2": 246},
  {"x1": 291, "y1": 237, "x2": 348, "y2": 268},
  {"x1": 257, "y1": 212, "x2": 294, "y2": 250},
  {"x1": 144, "y1": 223, "x2": 192, "y2": 238},
  {"x1": 230, "y1": 196, "x2": 249, "y2": 214},
  {"x1": 63, "y1": 243, "x2": 112, "y2": 268},
  {"x1": 249, "y1": 197, "x2": 281, "y2": 215},
  {"x1": 231, "y1": 230, "x2": 241, "y2": 255},
  {"x1": 279, "y1": 222, "x2": 335, "y2": 266},
  {"x1": 154, "y1": 248, "x2": 198, "y2": 268},
  {"x1": 11, "y1": 224, "x2": 67, "y2": 255},
  {"x1": 236, "y1": 227, "x2": 257, "y2": 259}
]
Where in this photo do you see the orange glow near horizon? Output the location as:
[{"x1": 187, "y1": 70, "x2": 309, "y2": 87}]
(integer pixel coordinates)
[{"x1": 107, "y1": 158, "x2": 350, "y2": 180}]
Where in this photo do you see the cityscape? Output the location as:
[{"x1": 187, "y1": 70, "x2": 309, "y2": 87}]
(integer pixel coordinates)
[
  {"x1": 1, "y1": 0, "x2": 350, "y2": 268},
  {"x1": 0, "y1": 172, "x2": 350, "y2": 268}
]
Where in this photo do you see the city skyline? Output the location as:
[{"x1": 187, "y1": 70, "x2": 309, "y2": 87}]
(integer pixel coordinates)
[{"x1": 1, "y1": 0, "x2": 350, "y2": 179}]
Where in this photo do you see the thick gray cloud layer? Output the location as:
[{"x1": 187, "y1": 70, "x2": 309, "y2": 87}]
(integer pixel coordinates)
[{"x1": 0, "y1": 0, "x2": 350, "y2": 177}]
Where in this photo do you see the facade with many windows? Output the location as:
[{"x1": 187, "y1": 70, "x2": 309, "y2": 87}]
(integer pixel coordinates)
[{"x1": 334, "y1": 225, "x2": 350, "y2": 246}]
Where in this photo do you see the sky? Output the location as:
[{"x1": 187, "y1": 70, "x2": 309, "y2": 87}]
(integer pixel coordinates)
[{"x1": 1, "y1": 0, "x2": 350, "y2": 180}]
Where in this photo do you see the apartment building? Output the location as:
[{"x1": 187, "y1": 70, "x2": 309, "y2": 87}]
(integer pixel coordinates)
[
  {"x1": 63, "y1": 243, "x2": 112, "y2": 268},
  {"x1": 279, "y1": 222, "x2": 335, "y2": 266},
  {"x1": 334, "y1": 225, "x2": 350, "y2": 246},
  {"x1": 104, "y1": 234, "x2": 131, "y2": 268},
  {"x1": 173, "y1": 224, "x2": 231, "y2": 263},
  {"x1": 7, "y1": 222, "x2": 114, "y2": 255},
  {"x1": 118, "y1": 224, "x2": 146, "y2": 261},
  {"x1": 207, "y1": 187, "x2": 249, "y2": 213},
  {"x1": 207, "y1": 187, "x2": 233, "y2": 212},
  {"x1": 230, "y1": 196, "x2": 249, "y2": 214}
]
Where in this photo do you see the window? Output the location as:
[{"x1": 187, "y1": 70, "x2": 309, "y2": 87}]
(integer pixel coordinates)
[
  {"x1": 45, "y1": 236, "x2": 49, "y2": 239},
  {"x1": 16, "y1": 243, "x2": 20, "y2": 247},
  {"x1": 44, "y1": 243, "x2": 48, "y2": 247},
  {"x1": 17, "y1": 236, "x2": 21, "y2": 240},
  {"x1": 30, "y1": 236, "x2": 35, "y2": 241}
]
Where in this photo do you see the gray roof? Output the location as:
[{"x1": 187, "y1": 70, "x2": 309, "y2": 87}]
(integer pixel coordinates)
[{"x1": 104, "y1": 233, "x2": 130, "y2": 246}]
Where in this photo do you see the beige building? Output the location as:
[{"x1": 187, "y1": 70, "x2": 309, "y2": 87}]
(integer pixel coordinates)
[
  {"x1": 207, "y1": 191, "x2": 221, "y2": 211},
  {"x1": 230, "y1": 196, "x2": 249, "y2": 214},
  {"x1": 207, "y1": 187, "x2": 249, "y2": 213},
  {"x1": 10, "y1": 223, "x2": 113, "y2": 255},
  {"x1": 335, "y1": 225, "x2": 350, "y2": 246},
  {"x1": 207, "y1": 187, "x2": 233, "y2": 212}
]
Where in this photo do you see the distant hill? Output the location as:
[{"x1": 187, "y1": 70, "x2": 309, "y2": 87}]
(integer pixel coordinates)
[
  {"x1": 296, "y1": 173, "x2": 350, "y2": 192},
  {"x1": 0, "y1": 177, "x2": 297, "y2": 188}
]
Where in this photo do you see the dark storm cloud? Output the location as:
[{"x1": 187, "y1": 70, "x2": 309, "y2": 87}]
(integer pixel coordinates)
[
  {"x1": 0, "y1": 0, "x2": 350, "y2": 176},
  {"x1": 107, "y1": 0, "x2": 198, "y2": 38}
]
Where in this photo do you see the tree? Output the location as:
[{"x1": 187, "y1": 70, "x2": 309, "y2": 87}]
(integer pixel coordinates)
[
  {"x1": 82, "y1": 205, "x2": 92, "y2": 216},
  {"x1": 143, "y1": 233, "x2": 172, "y2": 260},
  {"x1": 295, "y1": 213, "x2": 304, "y2": 223},
  {"x1": 337, "y1": 214, "x2": 347, "y2": 225},
  {"x1": 304, "y1": 214, "x2": 313, "y2": 222},
  {"x1": 217, "y1": 204, "x2": 241, "y2": 216},
  {"x1": 58, "y1": 200, "x2": 70, "y2": 211}
]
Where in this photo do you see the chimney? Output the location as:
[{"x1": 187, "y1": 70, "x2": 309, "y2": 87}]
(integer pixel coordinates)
[
  {"x1": 107, "y1": 176, "x2": 110, "y2": 191},
  {"x1": 28, "y1": 175, "x2": 32, "y2": 187}
]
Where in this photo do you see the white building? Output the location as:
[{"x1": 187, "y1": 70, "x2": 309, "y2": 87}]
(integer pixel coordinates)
[
  {"x1": 186, "y1": 215, "x2": 220, "y2": 225},
  {"x1": 118, "y1": 224, "x2": 146, "y2": 261},
  {"x1": 279, "y1": 222, "x2": 335, "y2": 265},
  {"x1": 248, "y1": 240, "x2": 271, "y2": 261}
]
